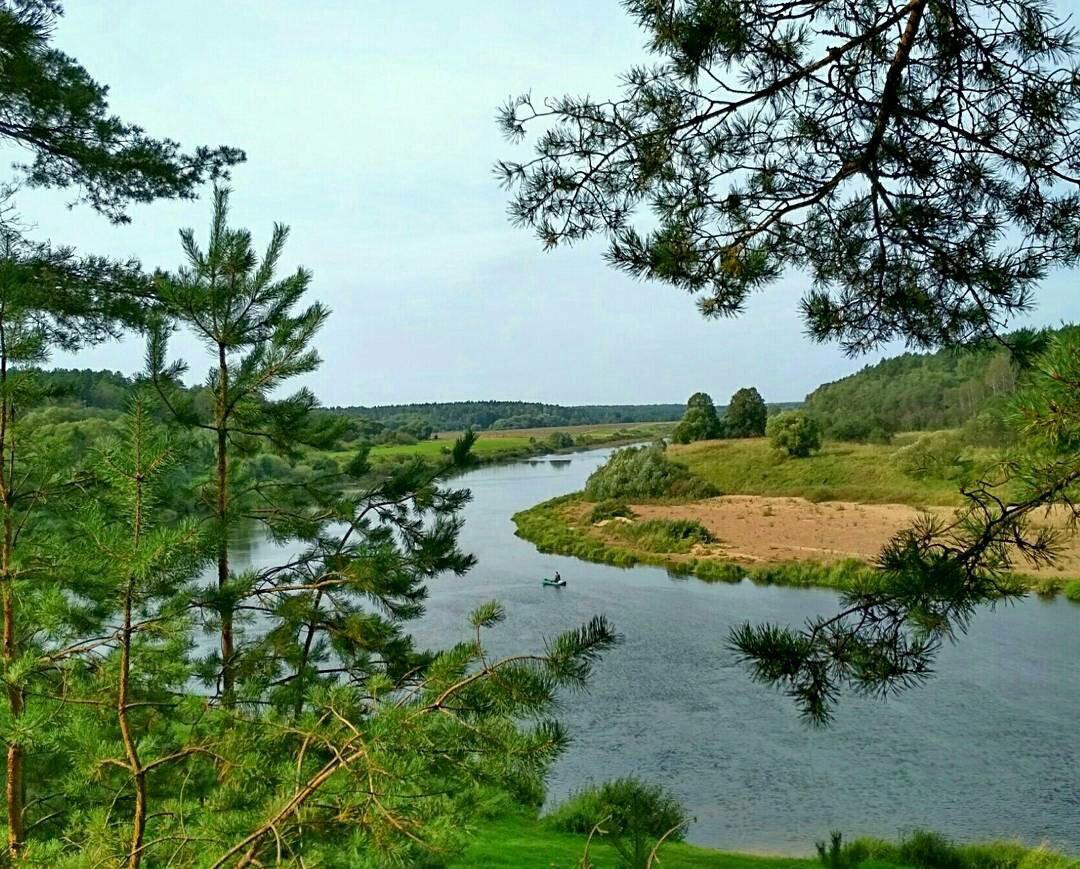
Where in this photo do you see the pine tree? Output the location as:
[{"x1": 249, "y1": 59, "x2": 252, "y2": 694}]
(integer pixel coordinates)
[
  {"x1": 498, "y1": 0, "x2": 1080, "y2": 353},
  {"x1": 0, "y1": 232, "x2": 148, "y2": 854},
  {"x1": 74, "y1": 397, "x2": 206, "y2": 868},
  {"x1": 147, "y1": 187, "x2": 341, "y2": 707},
  {"x1": 0, "y1": 2, "x2": 243, "y2": 223}
]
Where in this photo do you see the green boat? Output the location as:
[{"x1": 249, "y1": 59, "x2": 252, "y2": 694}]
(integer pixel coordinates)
[{"x1": 542, "y1": 577, "x2": 566, "y2": 587}]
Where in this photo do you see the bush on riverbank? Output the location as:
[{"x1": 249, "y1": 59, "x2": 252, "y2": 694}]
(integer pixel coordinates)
[
  {"x1": 1064, "y1": 580, "x2": 1080, "y2": 603},
  {"x1": 818, "y1": 830, "x2": 1077, "y2": 869},
  {"x1": 609, "y1": 518, "x2": 714, "y2": 553},
  {"x1": 585, "y1": 444, "x2": 718, "y2": 501},
  {"x1": 590, "y1": 500, "x2": 636, "y2": 522},
  {"x1": 545, "y1": 778, "x2": 690, "y2": 869}
]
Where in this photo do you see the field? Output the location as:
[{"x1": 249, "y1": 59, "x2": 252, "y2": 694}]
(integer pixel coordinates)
[
  {"x1": 669, "y1": 436, "x2": 994, "y2": 507},
  {"x1": 315, "y1": 421, "x2": 677, "y2": 467}
]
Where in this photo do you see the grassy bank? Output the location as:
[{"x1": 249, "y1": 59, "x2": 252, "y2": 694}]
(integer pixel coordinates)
[
  {"x1": 313, "y1": 421, "x2": 675, "y2": 471},
  {"x1": 512, "y1": 494, "x2": 870, "y2": 589},
  {"x1": 670, "y1": 436, "x2": 996, "y2": 507},
  {"x1": 452, "y1": 813, "x2": 1077, "y2": 869}
]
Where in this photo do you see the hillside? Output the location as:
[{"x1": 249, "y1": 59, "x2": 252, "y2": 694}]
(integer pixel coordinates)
[{"x1": 803, "y1": 326, "x2": 1077, "y2": 439}]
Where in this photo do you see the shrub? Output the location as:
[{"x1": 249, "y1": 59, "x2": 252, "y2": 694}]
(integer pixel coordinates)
[
  {"x1": 609, "y1": 518, "x2": 713, "y2": 553},
  {"x1": 1031, "y1": 577, "x2": 1063, "y2": 598},
  {"x1": 1064, "y1": 579, "x2": 1080, "y2": 602},
  {"x1": 898, "y1": 830, "x2": 965, "y2": 869},
  {"x1": 544, "y1": 431, "x2": 574, "y2": 449},
  {"x1": 891, "y1": 431, "x2": 969, "y2": 479},
  {"x1": 766, "y1": 411, "x2": 822, "y2": 457},
  {"x1": 544, "y1": 778, "x2": 689, "y2": 868},
  {"x1": 589, "y1": 500, "x2": 635, "y2": 522},
  {"x1": 584, "y1": 444, "x2": 717, "y2": 500}
]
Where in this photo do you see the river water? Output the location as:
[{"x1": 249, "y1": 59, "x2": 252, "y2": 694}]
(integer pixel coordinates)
[{"x1": 236, "y1": 446, "x2": 1079, "y2": 855}]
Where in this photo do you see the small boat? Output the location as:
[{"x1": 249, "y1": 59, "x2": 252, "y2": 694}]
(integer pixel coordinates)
[{"x1": 542, "y1": 577, "x2": 566, "y2": 587}]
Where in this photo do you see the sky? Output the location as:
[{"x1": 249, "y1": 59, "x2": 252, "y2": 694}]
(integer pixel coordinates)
[{"x1": 11, "y1": 1, "x2": 1079, "y2": 407}]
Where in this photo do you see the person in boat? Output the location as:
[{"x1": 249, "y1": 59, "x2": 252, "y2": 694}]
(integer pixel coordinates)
[{"x1": 554, "y1": 571, "x2": 563, "y2": 584}]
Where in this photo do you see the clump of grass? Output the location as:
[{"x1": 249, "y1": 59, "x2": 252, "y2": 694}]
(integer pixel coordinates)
[
  {"x1": 609, "y1": 518, "x2": 714, "y2": 553},
  {"x1": 1063, "y1": 579, "x2": 1080, "y2": 602},
  {"x1": 815, "y1": 830, "x2": 1076, "y2": 869},
  {"x1": 1031, "y1": 576, "x2": 1064, "y2": 598},
  {"x1": 589, "y1": 500, "x2": 635, "y2": 523}
]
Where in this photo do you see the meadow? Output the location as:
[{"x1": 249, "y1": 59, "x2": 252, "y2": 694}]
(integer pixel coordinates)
[{"x1": 669, "y1": 435, "x2": 996, "y2": 507}]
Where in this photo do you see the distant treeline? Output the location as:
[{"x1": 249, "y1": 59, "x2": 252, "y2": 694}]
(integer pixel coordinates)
[
  {"x1": 805, "y1": 326, "x2": 1079, "y2": 442},
  {"x1": 329, "y1": 401, "x2": 687, "y2": 432}
]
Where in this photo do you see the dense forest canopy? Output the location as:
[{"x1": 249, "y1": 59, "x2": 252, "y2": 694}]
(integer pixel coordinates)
[
  {"x1": 805, "y1": 326, "x2": 1080, "y2": 439},
  {"x1": 332, "y1": 400, "x2": 686, "y2": 431}
]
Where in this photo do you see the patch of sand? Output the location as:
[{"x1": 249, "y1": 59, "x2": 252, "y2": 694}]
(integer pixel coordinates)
[{"x1": 627, "y1": 496, "x2": 1080, "y2": 576}]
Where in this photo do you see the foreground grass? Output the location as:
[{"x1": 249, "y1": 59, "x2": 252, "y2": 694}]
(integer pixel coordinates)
[
  {"x1": 452, "y1": 814, "x2": 1077, "y2": 869},
  {"x1": 451, "y1": 814, "x2": 815, "y2": 869},
  {"x1": 670, "y1": 437, "x2": 997, "y2": 507}
]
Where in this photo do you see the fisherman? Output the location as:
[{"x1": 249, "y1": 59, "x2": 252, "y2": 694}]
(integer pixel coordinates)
[{"x1": 554, "y1": 570, "x2": 563, "y2": 584}]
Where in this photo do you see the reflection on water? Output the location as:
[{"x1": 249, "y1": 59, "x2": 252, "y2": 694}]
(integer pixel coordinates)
[{"x1": 239, "y1": 447, "x2": 1080, "y2": 855}]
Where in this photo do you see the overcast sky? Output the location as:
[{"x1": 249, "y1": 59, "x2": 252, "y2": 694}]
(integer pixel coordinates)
[{"x1": 14, "y1": 1, "x2": 1078, "y2": 407}]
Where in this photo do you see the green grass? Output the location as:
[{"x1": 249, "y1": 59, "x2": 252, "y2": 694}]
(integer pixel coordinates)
[
  {"x1": 450, "y1": 814, "x2": 816, "y2": 868},
  {"x1": 1064, "y1": 579, "x2": 1080, "y2": 602},
  {"x1": 451, "y1": 814, "x2": 1077, "y2": 869},
  {"x1": 369, "y1": 436, "x2": 532, "y2": 458},
  {"x1": 670, "y1": 437, "x2": 998, "y2": 507},
  {"x1": 608, "y1": 517, "x2": 714, "y2": 553}
]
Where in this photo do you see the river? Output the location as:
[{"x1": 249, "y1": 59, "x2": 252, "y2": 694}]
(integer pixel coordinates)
[{"x1": 233, "y1": 446, "x2": 1079, "y2": 855}]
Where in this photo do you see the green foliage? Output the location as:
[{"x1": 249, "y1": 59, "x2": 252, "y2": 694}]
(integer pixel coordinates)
[
  {"x1": 890, "y1": 432, "x2": 970, "y2": 481},
  {"x1": 0, "y1": 4, "x2": 243, "y2": 222},
  {"x1": 811, "y1": 829, "x2": 1077, "y2": 869},
  {"x1": 590, "y1": 500, "x2": 635, "y2": 522},
  {"x1": 544, "y1": 778, "x2": 689, "y2": 868},
  {"x1": 805, "y1": 342, "x2": 1037, "y2": 438},
  {"x1": 608, "y1": 518, "x2": 713, "y2": 554},
  {"x1": 767, "y1": 412, "x2": 822, "y2": 458},
  {"x1": 336, "y1": 400, "x2": 685, "y2": 432},
  {"x1": 673, "y1": 392, "x2": 722, "y2": 443},
  {"x1": 500, "y1": 2, "x2": 1080, "y2": 351},
  {"x1": 726, "y1": 387, "x2": 767, "y2": 438},
  {"x1": 1063, "y1": 580, "x2": 1080, "y2": 603},
  {"x1": 585, "y1": 444, "x2": 718, "y2": 500},
  {"x1": 544, "y1": 430, "x2": 575, "y2": 449}
]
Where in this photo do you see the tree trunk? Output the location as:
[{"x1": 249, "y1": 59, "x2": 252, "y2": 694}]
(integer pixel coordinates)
[
  {"x1": 217, "y1": 344, "x2": 234, "y2": 708},
  {"x1": 0, "y1": 328, "x2": 23, "y2": 856}
]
